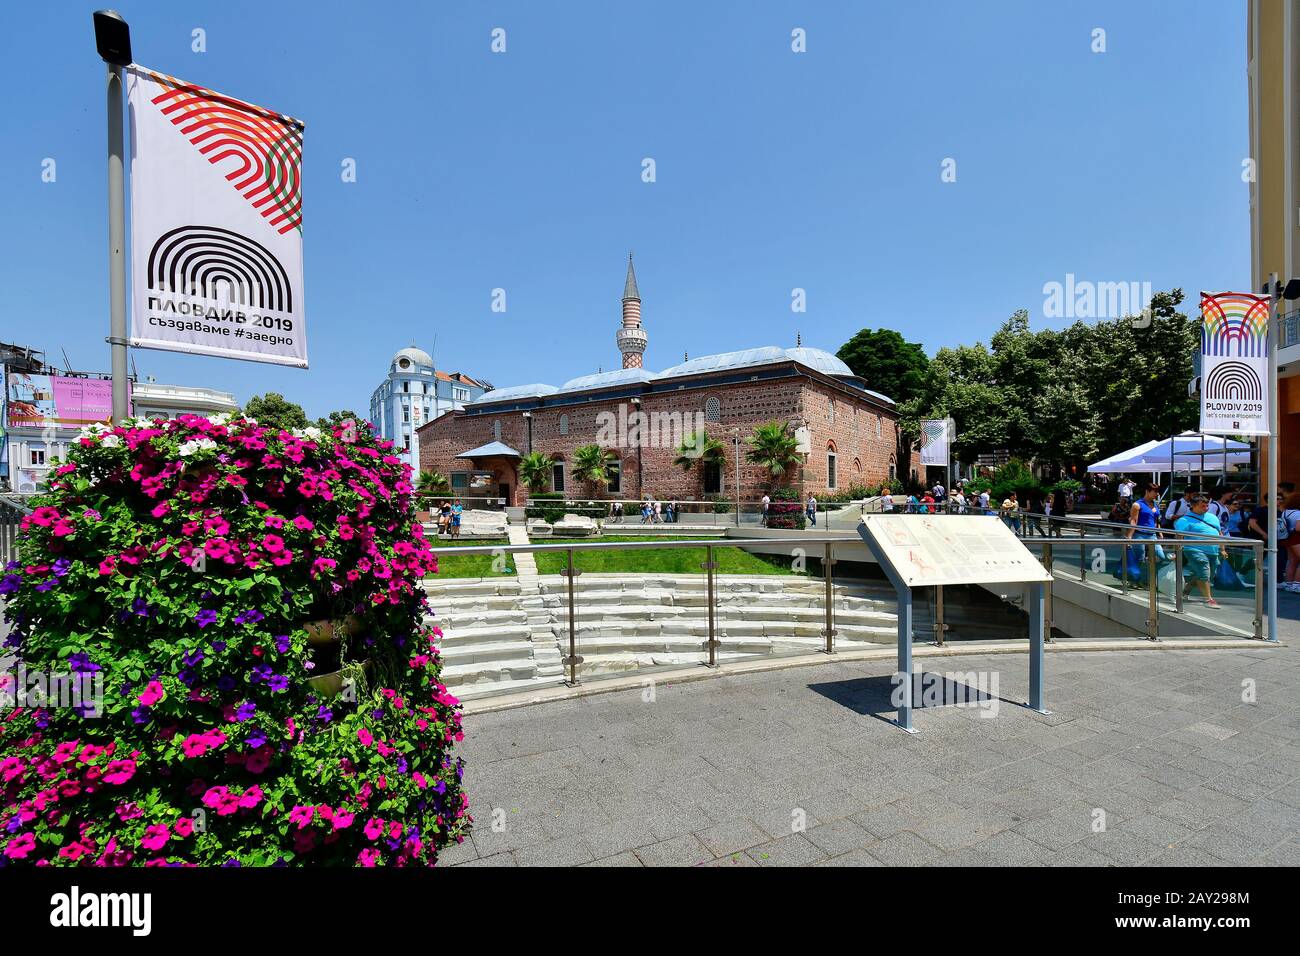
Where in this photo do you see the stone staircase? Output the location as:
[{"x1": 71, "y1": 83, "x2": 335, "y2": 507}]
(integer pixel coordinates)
[{"x1": 423, "y1": 572, "x2": 901, "y2": 698}]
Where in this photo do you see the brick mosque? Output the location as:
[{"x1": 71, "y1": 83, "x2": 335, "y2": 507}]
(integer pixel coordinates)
[{"x1": 416, "y1": 255, "x2": 917, "y2": 505}]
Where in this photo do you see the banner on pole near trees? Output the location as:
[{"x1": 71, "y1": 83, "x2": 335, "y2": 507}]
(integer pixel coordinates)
[
  {"x1": 127, "y1": 66, "x2": 307, "y2": 367},
  {"x1": 1198, "y1": 292, "x2": 1270, "y2": 436},
  {"x1": 920, "y1": 418, "x2": 953, "y2": 467}
]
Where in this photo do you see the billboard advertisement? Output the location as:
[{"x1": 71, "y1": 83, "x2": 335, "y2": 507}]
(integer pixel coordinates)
[
  {"x1": 919, "y1": 418, "x2": 953, "y2": 467},
  {"x1": 127, "y1": 66, "x2": 307, "y2": 367},
  {"x1": 6, "y1": 373, "x2": 116, "y2": 427}
]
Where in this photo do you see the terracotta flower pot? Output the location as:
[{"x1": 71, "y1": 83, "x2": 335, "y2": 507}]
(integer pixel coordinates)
[
  {"x1": 303, "y1": 615, "x2": 364, "y2": 646},
  {"x1": 306, "y1": 660, "x2": 371, "y2": 699}
]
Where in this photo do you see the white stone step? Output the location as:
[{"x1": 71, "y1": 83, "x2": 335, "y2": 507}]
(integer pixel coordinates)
[
  {"x1": 440, "y1": 638, "x2": 537, "y2": 666},
  {"x1": 441, "y1": 658, "x2": 539, "y2": 686},
  {"x1": 449, "y1": 674, "x2": 561, "y2": 700},
  {"x1": 433, "y1": 623, "x2": 534, "y2": 646},
  {"x1": 424, "y1": 608, "x2": 528, "y2": 631}
]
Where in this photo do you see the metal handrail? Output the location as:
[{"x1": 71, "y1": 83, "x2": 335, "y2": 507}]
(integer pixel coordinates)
[{"x1": 429, "y1": 529, "x2": 1266, "y2": 686}]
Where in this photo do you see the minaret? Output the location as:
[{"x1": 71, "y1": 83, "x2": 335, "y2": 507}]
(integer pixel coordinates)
[{"x1": 617, "y1": 252, "x2": 647, "y2": 369}]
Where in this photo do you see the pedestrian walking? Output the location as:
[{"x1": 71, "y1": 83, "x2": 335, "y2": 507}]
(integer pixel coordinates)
[{"x1": 806, "y1": 493, "x2": 817, "y2": 527}]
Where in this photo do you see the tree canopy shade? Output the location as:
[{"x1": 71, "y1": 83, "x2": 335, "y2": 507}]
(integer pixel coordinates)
[
  {"x1": 836, "y1": 328, "x2": 930, "y2": 405},
  {"x1": 896, "y1": 289, "x2": 1199, "y2": 477},
  {"x1": 242, "y1": 392, "x2": 310, "y2": 432},
  {"x1": 571, "y1": 444, "x2": 617, "y2": 496}
]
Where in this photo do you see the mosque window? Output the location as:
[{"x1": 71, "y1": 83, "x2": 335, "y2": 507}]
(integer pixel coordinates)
[
  {"x1": 493, "y1": 420, "x2": 502, "y2": 441},
  {"x1": 876, "y1": 416, "x2": 882, "y2": 438},
  {"x1": 705, "y1": 396, "x2": 721, "y2": 422},
  {"x1": 559, "y1": 414, "x2": 569, "y2": 436}
]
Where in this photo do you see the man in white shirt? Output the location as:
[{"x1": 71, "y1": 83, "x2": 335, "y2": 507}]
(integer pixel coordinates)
[
  {"x1": 761, "y1": 493, "x2": 771, "y2": 527},
  {"x1": 979, "y1": 489, "x2": 991, "y2": 511},
  {"x1": 1118, "y1": 478, "x2": 1136, "y2": 501},
  {"x1": 1164, "y1": 488, "x2": 1196, "y2": 526}
]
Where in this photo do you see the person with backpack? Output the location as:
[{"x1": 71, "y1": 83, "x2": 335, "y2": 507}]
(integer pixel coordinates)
[
  {"x1": 1281, "y1": 491, "x2": 1300, "y2": 591},
  {"x1": 1174, "y1": 493, "x2": 1228, "y2": 608}
]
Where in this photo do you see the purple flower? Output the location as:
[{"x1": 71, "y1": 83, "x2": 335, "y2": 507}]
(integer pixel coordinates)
[
  {"x1": 4, "y1": 561, "x2": 18, "y2": 572},
  {"x1": 131, "y1": 707, "x2": 151, "y2": 725},
  {"x1": 35, "y1": 580, "x2": 55, "y2": 592},
  {"x1": 274, "y1": 634, "x2": 290, "y2": 654},
  {"x1": 52, "y1": 558, "x2": 72, "y2": 577},
  {"x1": 245, "y1": 730, "x2": 268, "y2": 749},
  {"x1": 211, "y1": 640, "x2": 226, "y2": 652},
  {"x1": 235, "y1": 701, "x2": 256, "y2": 722},
  {"x1": 233, "y1": 608, "x2": 264, "y2": 625},
  {"x1": 195, "y1": 609, "x2": 217, "y2": 629},
  {"x1": 67, "y1": 652, "x2": 100, "y2": 674},
  {"x1": 315, "y1": 705, "x2": 333, "y2": 724},
  {"x1": 178, "y1": 670, "x2": 197, "y2": 687},
  {"x1": 182, "y1": 649, "x2": 205, "y2": 667},
  {"x1": 0, "y1": 575, "x2": 22, "y2": 596},
  {"x1": 434, "y1": 779, "x2": 447, "y2": 795},
  {"x1": 266, "y1": 674, "x2": 288, "y2": 692},
  {"x1": 131, "y1": 598, "x2": 150, "y2": 617},
  {"x1": 251, "y1": 664, "x2": 272, "y2": 683},
  {"x1": 216, "y1": 675, "x2": 235, "y2": 692}
]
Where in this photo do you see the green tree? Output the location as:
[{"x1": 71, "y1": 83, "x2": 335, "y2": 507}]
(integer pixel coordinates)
[
  {"x1": 415, "y1": 470, "x2": 449, "y2": 497},
  {"x1": 745, "y1": 421, "x2": 802, "y2": 489},
  {"x1": 836, "y1": 329, "x2": 930, "y2": 405},
  {"x1": 571, "y1": 444, "x2": 617, "y2": 497},
  {"x1": 317, "y1": 409, "x2": 368, "y2": 431},
  {"x1": 518, "y1": 451, "x2": 555, "y2": 493},
  {"x1": 243, "y1": 392, "x2": 310, "y2": 432}
]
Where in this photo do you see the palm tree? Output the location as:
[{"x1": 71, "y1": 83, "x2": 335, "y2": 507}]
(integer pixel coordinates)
[
  {"x1": 518, "y1": 451, "x2": 555, "y2": 494},
  {"x1": 745, "y1": 421, "x2": 802, "y2": 488},
  {"x1": 571, "y1": 444, "x2": 617, "y2": 498},
  {"x1": 415, "y1": 470, "x2": 449, "y2": 498},
  {"x1": 674, "y1": 431, "x2": 727, "y2": 495}
]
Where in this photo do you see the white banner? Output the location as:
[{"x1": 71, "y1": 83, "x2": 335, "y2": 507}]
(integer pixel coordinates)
[
  {"x1": 1199, "y1": 292, "x2": 1269, "y2": 436},
  {"x1": 919, "y1": 418, "x2": 952, "y2": 467},
  {"x1": 128, "y1": 66, "x2": 307, "y2": 367}
]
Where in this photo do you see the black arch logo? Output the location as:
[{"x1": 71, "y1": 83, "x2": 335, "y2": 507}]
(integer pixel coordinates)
[
  {"x1": 147, "y1": 225, "x2": 291, "y2": 312},
  {"x1": 1204, "y1": 361, "x2": 1262, "y2": 401}
]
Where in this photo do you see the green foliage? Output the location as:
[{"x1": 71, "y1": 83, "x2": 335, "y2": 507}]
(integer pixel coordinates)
[
  {"x1": 672, "y1": 432, "x2": 726, "y2": 471},
  {"x1": 242, "y1": 392, "x2": 310, "y2": 432},
  {"x1": 895, "y1": 290, "x2": 1199, "y2": 474},
  {"x1": 745, "y1": 422, "x2": 802, "y2": 487},
  {"x1": 415, "y1": 470, "x2": 449, "y2": 497},
  {"x1": 518, "y1": 451, "x2": 555, "y2": 493},
  {"x1": 836, "y1": 328, "x2": 930, "y2": 406},
  {"x1": 571, "y1": 445, "x2": 617, "y2": 497}
]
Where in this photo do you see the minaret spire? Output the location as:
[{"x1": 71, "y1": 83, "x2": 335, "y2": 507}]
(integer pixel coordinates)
[{"x1": 617, "y1": 252, "x2": 647, "y2": 369}]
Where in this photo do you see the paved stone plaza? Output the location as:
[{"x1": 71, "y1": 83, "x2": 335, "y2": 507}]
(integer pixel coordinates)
[{"x1": 441, "y1": 596, "x2": 1300, "y2": 867}]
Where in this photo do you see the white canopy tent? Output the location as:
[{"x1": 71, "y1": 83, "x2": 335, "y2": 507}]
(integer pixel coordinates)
[{"x1": 1087, "y1": 432, "x2": 1251, "y2": 476}]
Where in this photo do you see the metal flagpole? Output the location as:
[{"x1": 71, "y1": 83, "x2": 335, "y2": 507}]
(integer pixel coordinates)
[{"x1": 1267, "y1": 274, "x2": 1280, "y2": 643}]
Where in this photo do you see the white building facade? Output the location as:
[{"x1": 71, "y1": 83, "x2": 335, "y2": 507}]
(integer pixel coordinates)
[{"x1": 368, "y1": 347, "x2": 488, "y2": 471}]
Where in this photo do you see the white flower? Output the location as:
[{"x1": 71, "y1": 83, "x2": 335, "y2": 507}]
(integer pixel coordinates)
[
  {"x1": 177, "y1": 437, "x2": 217, "y2": 457},
  {"x1": 79, "y1": 422, "x2": 110, "y2": 439},
  {"x1": 292, "y1": 426, "x2": 322, "y2": 441},
  {"x1": 100, "y1": 434, "x2": 122, "y2": 449},
  {"x1": 208, "y1": 413, "x2": 231, "y2": 426}
]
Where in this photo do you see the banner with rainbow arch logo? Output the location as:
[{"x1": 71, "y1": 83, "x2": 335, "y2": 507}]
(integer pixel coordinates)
[
  {"x1": 919, "y1": 418, "x2": 953, "y2": 467},
  {"x1": 127, "y1": 66, "x2": 307, "y2": 368},
  {"x1": 1199, "y1": 291, "x2": 1270, "y2": 436}
]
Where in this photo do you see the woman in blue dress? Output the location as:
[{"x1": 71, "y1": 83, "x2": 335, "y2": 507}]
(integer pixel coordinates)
[{"x1": 1125, "y1": 483, "x2": 1163, "y2": 581}]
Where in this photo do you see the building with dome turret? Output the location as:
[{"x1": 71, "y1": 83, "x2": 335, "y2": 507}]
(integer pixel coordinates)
[
  {"x1": 417, "y1": 256, "x2": 918, "y2": 505},
  {"x1": 369, "y1": 346, "x2": 488, "y2": 469}
]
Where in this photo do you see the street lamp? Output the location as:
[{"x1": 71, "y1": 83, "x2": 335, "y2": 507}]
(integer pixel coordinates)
[
  {"x1": 94, "y1": 11, "x2": 131, "y2": 424},
  {"x1": 730, "y1": 427, "x2": 741, "y2": 527}
]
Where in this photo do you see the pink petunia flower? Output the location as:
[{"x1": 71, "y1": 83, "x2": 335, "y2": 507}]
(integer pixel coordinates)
[
  {"x1": 137, "y1": 681, "x2": 165, "y2": 707},
  {"x1": 141, "y1": 823, "x2": 170, "y2": 851}
]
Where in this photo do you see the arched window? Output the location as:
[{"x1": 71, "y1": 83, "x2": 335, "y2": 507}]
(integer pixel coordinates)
[
  {"x1": 704, "y1": 396, "x2": 721, "y2": 423},
  {"x1": 853, "y1": 457, "x2": 862, "y2": 474},
  {"x1": 559, "y1": 414, "x2": 569, "y2": 436},
  {"x1": 493, "y1": 420, "x2": 501, "y2": 441}
]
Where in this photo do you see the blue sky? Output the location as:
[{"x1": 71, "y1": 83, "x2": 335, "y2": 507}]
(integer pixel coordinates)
[{"x1": 1, "y1": 0, "x2": 1249, "y2": 417}]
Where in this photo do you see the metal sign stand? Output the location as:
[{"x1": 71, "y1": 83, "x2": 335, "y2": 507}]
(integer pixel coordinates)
[{"x1": 859, "y1": 522, "x2": 1051, "y2": 734}]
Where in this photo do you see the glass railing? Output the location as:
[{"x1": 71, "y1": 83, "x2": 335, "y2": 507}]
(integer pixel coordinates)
[{"x1": 427, "y1": 526, "x2": 1267, "y2": 701}]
